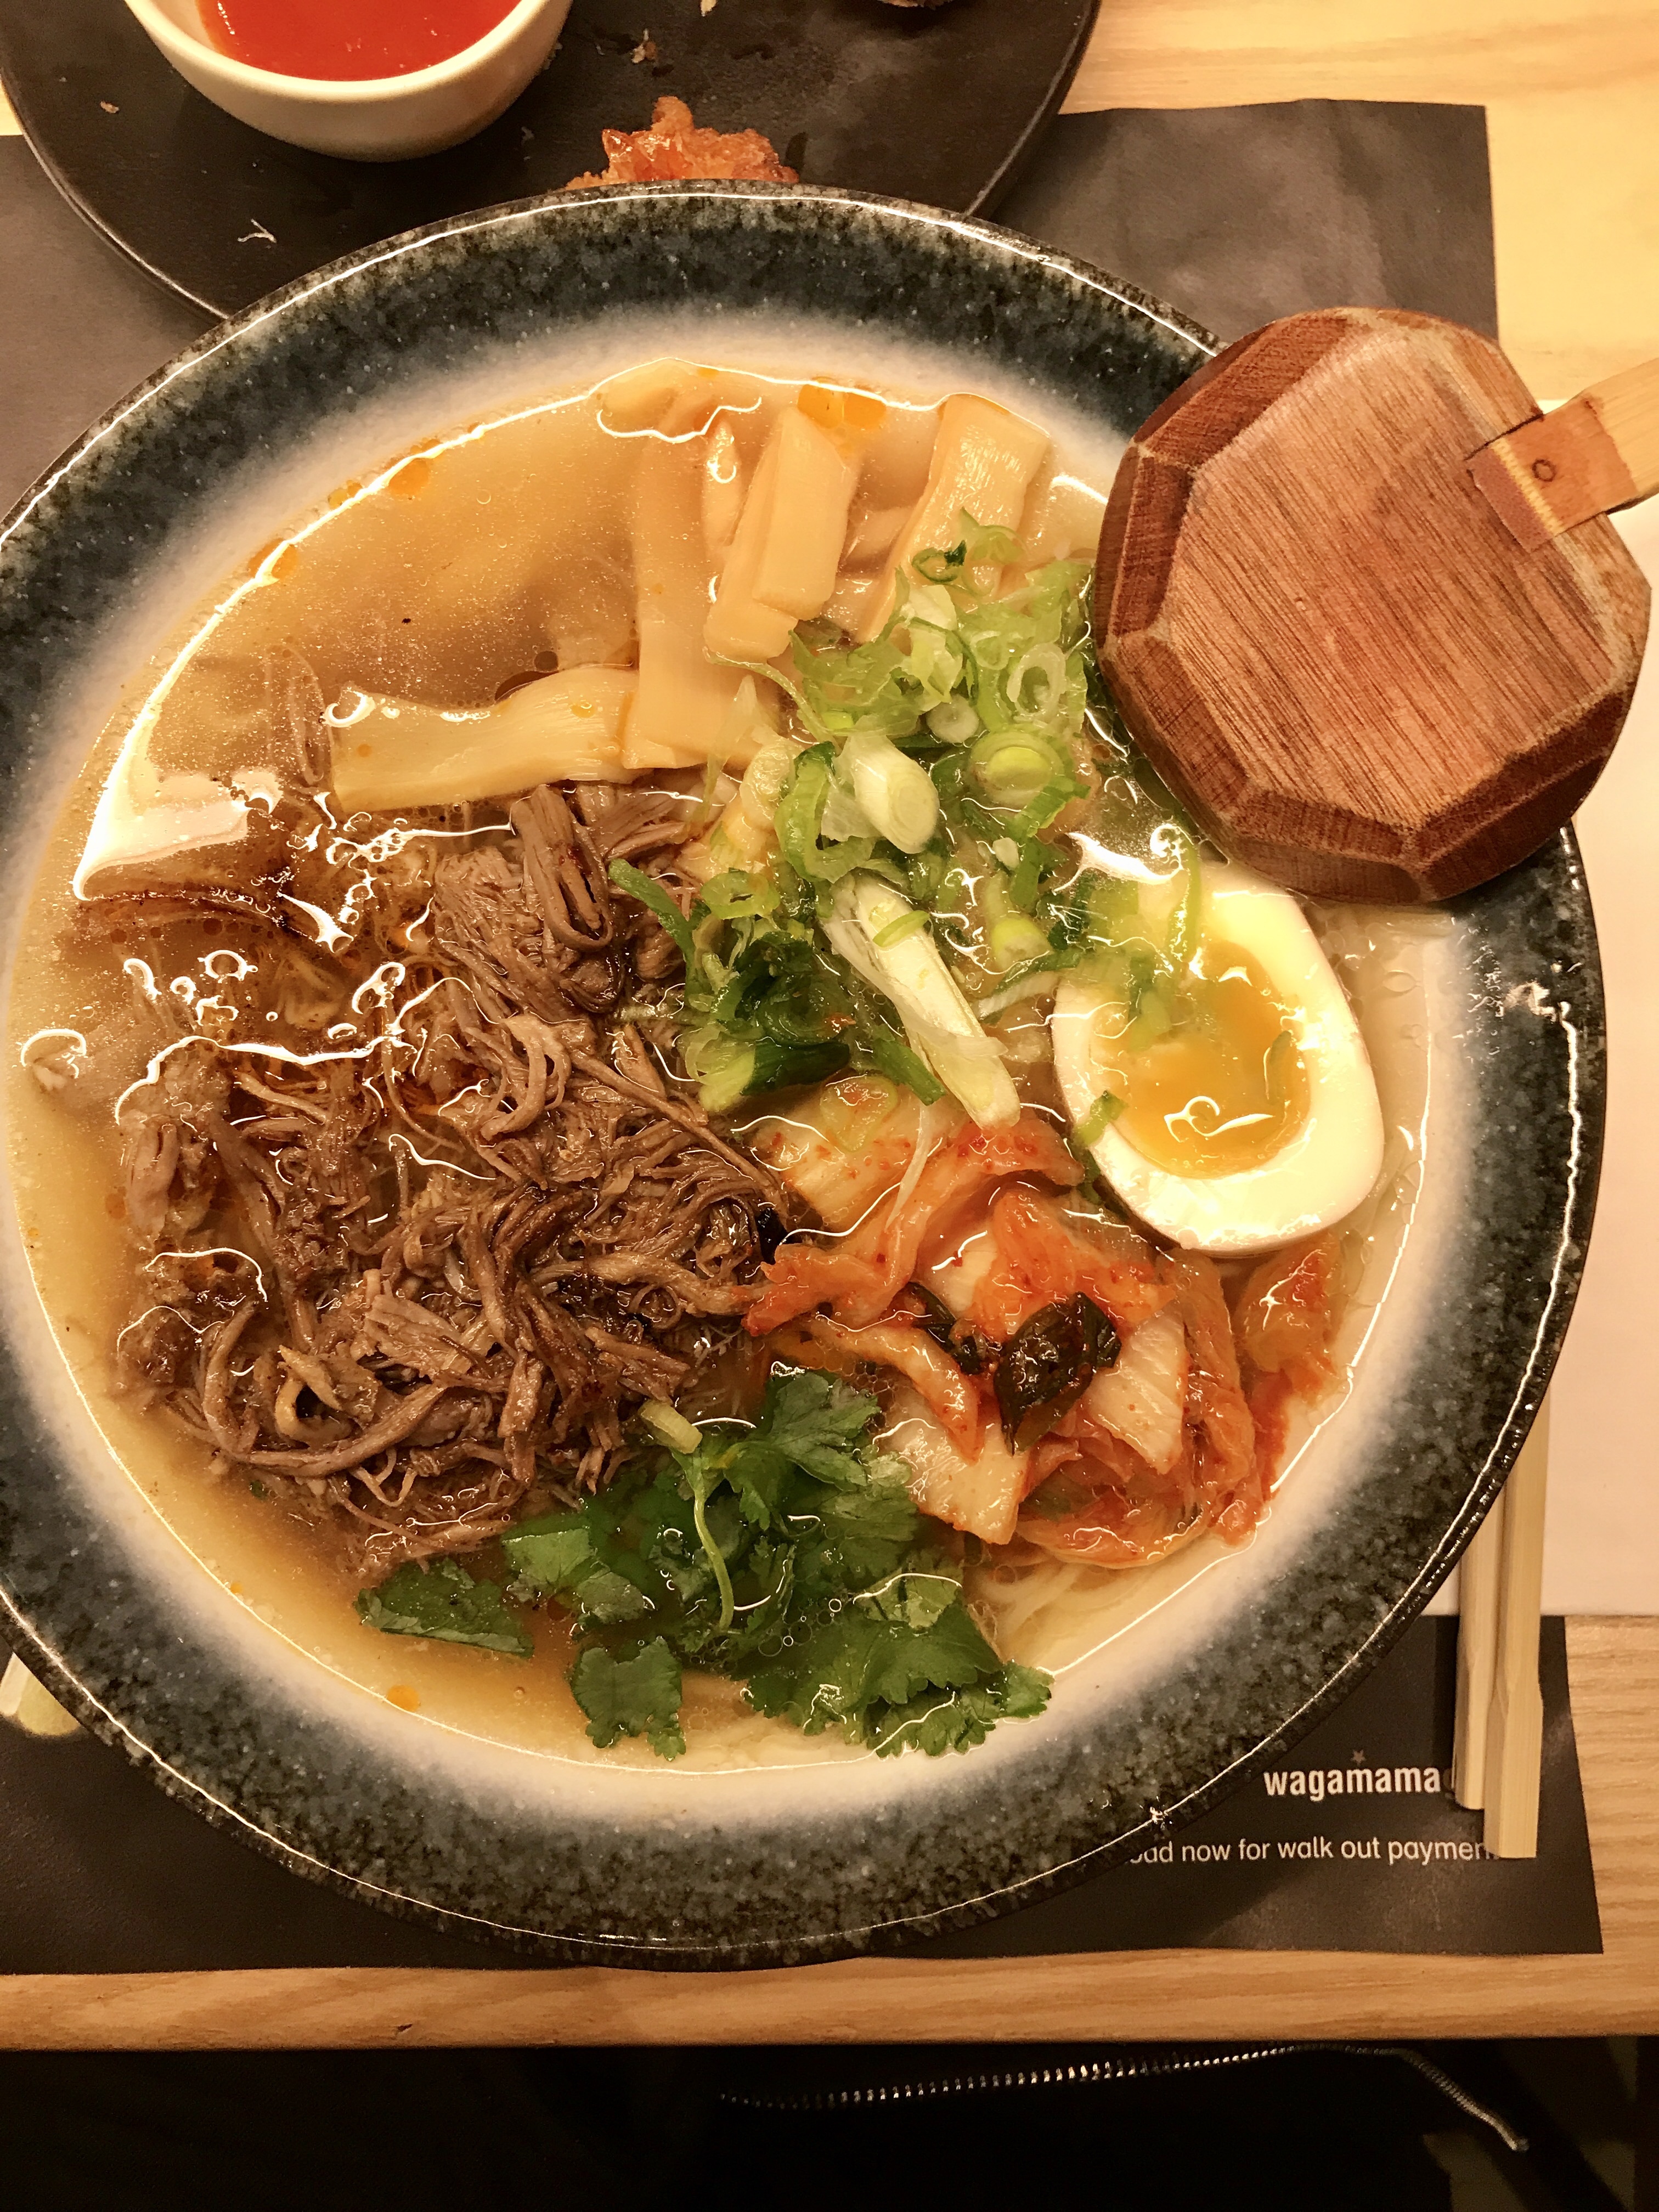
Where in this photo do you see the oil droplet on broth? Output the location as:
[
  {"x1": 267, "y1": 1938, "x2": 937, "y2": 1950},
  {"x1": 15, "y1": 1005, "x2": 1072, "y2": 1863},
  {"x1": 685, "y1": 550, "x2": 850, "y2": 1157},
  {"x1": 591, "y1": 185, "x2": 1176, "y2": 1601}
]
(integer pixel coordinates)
[
  {"x1": 1104, "y1": 941, "x2": 1310, "y2": 1177},
  {"x1": 388, "y1": 456, "x2": 433, "y2": 499}
]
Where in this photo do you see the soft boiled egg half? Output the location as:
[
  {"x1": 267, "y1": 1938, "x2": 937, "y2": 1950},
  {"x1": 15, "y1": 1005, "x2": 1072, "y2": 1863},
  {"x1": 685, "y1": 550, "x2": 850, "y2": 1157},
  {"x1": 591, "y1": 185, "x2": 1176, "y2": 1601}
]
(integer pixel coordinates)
[{"x1": 1051, "y1": 863, "x2": 1385, "y2": 1256}]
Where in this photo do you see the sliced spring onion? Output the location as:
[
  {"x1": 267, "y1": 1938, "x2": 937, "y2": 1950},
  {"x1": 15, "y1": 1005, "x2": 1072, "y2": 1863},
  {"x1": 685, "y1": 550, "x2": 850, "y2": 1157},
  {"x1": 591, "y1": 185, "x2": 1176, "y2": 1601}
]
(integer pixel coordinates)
[
  {"x1": 639, "y1": 1400, "x2": 703, "y2": 1453},
  {"x1": 865, "y1": 1026, "x2": 946, "y2": 1104},
  {"x1": 682, "y1": 1031, "x2": 757, "y2": 1113},
  {"x1": 775, "y1": 746, "x2": 877, "y2": 884},
  {"x1": 988, "y1": 914, "x2": 1049, "y2": 970},
  {"x1": 695, "y1": 755, "x2": 724, "y2": 825},
  {"x1": 696, "y1": 868, "x2": 779, "y2": 923},
  {"x1": 903, "y1": 579, "x2": 960, "y2": 632},
  {"x1": 825, "y1": 876, "x2": 1019, "y2": 1128},
  {"x1": 977, "y1": 969, "x2": 1060, "y2": 1021},
  {"x1": 750, "y1": 1037, "x2": 851, "y2": 1092},
  {"x1": 913, "y1": 516, "x2": 1026, "y2": 583},
  {"x1": 820, "y1": 776, "x2": 876, "y2": 843},
  {"x1": 817, "y1": 1073, "x2": 900, "y2": 1152},
  {"x1": 874, "y1": 909, "x2": 929, "y2": 950},
  {"x1": 970, "y1": 729, "x2": 1064, "y2": 808},
  {"x1": 1007, "y1": 842, "x2": 1045, "y2": 912},
  {"x1": 1007, "y1": 641, "x2": 1070, "y2": 730},
  {"x1": 1075, "y1": 1091, "x2": 1125, "y2": 1147},
  {"x1": 898, "y1": 619, "x2": 965, "y2": 708},
  {"x1": 926, "y1": 697, "x2": 980, "y2": 745},
  {"x1": 843, "y1": 732, "x2": 940, "y2": 854},
  {"x1": 905, "y1": 847, "x2": 946, "y2": 904},
  {"x1": 609, "y1": 860, "x2": 696, "y2": 967},
  {"x1": 1124, "y1": 989, "x2": 1175, "y2": 1051},
  {"x1": 740, "y1": 738, "x2": 804, "y2": 819}
]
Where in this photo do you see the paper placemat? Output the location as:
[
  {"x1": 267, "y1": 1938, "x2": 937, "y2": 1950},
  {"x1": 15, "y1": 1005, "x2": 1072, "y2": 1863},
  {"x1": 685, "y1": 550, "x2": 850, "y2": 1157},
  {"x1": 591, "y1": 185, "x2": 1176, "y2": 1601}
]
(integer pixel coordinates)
[
  {"x1": 0, "y1": 1617, "x2": 1599, "y2": 1968},
  {"x1": 932, "y1": 1620, "x2": 1599, "y2": 1959}
]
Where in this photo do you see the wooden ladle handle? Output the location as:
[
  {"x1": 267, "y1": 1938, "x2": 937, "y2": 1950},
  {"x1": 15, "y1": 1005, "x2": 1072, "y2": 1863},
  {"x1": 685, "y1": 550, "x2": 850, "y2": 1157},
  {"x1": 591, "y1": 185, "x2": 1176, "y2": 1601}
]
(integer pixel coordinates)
[{"x1": 1470, "y1": 353, "x2": 1659, "y2": 551}]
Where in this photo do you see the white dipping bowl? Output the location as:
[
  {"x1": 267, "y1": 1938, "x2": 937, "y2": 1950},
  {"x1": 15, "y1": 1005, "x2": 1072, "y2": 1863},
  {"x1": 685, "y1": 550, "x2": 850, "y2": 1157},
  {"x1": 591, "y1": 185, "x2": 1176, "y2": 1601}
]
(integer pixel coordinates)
[{"x1": 123, "y1": 0, "x2": 573, "y2": 162}]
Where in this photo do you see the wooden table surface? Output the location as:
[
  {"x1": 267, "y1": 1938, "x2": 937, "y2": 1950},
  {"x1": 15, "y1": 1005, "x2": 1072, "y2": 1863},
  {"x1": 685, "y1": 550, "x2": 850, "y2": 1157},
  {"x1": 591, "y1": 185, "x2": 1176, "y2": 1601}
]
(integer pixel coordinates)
[
  {"x1": 1066, "y1": 0, "x2": 1659, "y2": 398},
  {"x1": 2, "y1": 1, "x2": 1656, "y2": 2046}
]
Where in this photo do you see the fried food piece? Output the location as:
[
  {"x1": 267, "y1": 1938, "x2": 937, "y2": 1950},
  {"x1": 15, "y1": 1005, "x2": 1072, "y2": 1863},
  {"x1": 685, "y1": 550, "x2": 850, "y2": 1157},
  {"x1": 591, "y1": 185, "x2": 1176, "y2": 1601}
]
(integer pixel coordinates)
[{"x1": 565, "y1": 95, "x2": 798, "y2": 189}]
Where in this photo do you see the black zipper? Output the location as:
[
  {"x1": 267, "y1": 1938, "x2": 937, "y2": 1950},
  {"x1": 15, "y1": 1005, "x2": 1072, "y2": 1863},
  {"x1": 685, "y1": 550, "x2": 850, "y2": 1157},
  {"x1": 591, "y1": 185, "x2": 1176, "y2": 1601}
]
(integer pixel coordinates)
[{"x1": 716, "y1": 2041, "x2": 1526, "y2": 2153}]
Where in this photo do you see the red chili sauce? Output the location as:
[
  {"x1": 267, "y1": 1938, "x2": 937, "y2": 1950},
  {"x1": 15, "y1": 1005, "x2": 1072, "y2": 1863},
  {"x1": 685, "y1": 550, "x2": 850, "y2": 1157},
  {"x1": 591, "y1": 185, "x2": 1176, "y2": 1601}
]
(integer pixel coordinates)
[{"x1": 198, "y1": 0, "x2": 517, "y2": 81}]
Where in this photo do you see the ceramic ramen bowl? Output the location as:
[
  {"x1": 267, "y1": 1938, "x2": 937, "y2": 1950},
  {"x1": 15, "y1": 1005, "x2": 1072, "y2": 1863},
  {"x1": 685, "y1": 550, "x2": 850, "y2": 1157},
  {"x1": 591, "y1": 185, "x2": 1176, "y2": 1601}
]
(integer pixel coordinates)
[{"x1": 0, "y1": 185, "x2": 1603, "y2": 1965}]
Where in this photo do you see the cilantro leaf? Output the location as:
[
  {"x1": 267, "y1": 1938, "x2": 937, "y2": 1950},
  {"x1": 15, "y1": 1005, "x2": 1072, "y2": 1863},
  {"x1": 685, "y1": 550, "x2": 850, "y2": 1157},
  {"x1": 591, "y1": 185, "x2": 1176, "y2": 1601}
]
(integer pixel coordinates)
[
  {"x1": 862, "y1": 1541, "x2": 963, "y2": 1629},
  {"x1": 504, "y1": 1370, "x2": 1050, "y2": 1764},
  {"x1": 722, "y1": 1437, "x2": 797, "y2": 1528},
  {"x1": 570, "y1": 1640, "x2": 686, "y2": 1758},
  {"x1": 744, "y1": 1612, "x2": 893, "y2": 1735},
  {"x1": 864, "y1": 1665, "x2": 1052, "y2": 1758},
  {"x1": 817, "y1": 1482, "x2": 922, "y2": 1587},
  {"x1": 501, "y1": 1519, "x2": 595, "y2": 1591},
  {"x1": 356, "y1": 1560, "x2": 533, "y2": 1657},
  {"x1": 743, "y1": 1595, "x2": 1031, "y2": 1754},
  {"x1": 867, "y1": 1600, "x2": 999, "y2": 1706},
  {"x1": 757, "y1": 1371, "x2": 882, "y2": 1487},
  {"x1": 993, "y1": 1662, "x2": 1053, "y2": 1719},
  {"x1": 575, "y1": 1568, "x2": 656, "y2": 1624},
  {"x1": 503, "y1": 1514, "x2": 655, "y2": 1624}
]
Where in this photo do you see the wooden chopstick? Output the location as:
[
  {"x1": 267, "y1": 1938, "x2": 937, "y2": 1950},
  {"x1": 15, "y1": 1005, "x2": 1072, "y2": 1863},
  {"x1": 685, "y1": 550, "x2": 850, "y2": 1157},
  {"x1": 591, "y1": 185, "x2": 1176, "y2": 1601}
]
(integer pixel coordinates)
[
  {"x1": 1481, "y1": 1401, "x2": 1551, "y2": 1857},
  {"x1": 1453, "y1": 1403, "x2": 1551, "y2": 1848},
  {"x1": 1453, "y1": 1482, "x2": 1505, "y2": 1809},
  {"x1": 0, "y1": 1652, "x2": 79, "y2": 1739}
]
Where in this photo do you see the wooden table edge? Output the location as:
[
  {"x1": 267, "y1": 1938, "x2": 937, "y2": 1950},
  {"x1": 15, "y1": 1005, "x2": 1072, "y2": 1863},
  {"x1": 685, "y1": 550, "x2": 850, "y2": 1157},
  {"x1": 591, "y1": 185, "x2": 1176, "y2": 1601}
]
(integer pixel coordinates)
[
  {"x1": 0, "y1": 1946, "x2": 1650, "y2": 2050},
  {"x1": 0, "y1": 1619, "x2": 1649, "y2": 2049}
]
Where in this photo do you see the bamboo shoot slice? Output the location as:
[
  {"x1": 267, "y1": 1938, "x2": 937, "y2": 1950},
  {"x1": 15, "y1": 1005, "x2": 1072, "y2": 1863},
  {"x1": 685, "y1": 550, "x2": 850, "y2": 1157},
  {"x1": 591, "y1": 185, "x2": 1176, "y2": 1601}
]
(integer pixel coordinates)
[
  {"x1": 702, "y1": 419, "x2": 746, "y2": 560},
  {"x1": 329, "y1": 668, "x2": 637, "y2": 811},
  {"x1": 706, "y1": 405, "x2": 861, "y2": 658},
  {"x1": 597, "y1": 357, "x2": 699, "y2": 433},
  {"x1": 632, "y1": 430, "x2": 749, "y2": 754},
  {"x1": 751, "y1": 408, "x2": 860, "y2": 617},
  {"x1": 855, "y1": 395, "x2": 1052, "y2": 640},
  {"x1": 704, "y1": 436, "x2": 793, "y2": 662},
  {"x1": 598, "y1": 358, "x2": 763, "y2": 438}
]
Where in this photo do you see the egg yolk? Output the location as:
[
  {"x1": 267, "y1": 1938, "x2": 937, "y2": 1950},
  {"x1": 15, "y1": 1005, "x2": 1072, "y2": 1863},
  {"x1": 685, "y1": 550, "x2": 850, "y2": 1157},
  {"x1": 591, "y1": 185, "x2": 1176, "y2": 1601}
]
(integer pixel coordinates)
[{"x1": 1099, "y1": 940, "x2": 1310, "y2": 1177}]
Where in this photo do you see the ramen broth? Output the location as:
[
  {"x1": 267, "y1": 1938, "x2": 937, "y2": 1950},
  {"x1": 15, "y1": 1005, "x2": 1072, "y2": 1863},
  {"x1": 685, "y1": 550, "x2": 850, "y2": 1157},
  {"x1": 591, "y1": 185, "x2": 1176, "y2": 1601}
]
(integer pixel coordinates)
[{"x1": 4, "y1": 360, "x2": 1414, "y2": 1768}]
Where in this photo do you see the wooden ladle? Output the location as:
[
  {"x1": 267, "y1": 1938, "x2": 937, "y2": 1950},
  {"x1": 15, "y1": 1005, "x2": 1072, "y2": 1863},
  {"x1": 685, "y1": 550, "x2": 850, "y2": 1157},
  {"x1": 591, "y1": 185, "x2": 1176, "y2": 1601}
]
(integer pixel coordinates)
[{"x1": 1096, "y1": 310, "x2": 1656, "y2": 902}]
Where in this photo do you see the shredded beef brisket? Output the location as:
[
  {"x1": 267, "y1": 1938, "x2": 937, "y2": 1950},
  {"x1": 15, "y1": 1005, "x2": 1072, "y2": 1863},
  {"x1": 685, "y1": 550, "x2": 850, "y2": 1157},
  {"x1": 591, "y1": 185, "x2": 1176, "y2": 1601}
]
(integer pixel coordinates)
[{"x1": 108, "y1": 772, "x2": 775, "y2": 1568}]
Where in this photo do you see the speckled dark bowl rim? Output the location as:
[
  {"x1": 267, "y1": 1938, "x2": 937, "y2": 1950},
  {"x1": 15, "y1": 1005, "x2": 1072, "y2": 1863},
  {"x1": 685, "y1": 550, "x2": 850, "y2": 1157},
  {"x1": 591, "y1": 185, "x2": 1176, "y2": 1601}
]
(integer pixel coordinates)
[{"x1": 0, "y1": 183, "x2": 1605, "y2": 1968}]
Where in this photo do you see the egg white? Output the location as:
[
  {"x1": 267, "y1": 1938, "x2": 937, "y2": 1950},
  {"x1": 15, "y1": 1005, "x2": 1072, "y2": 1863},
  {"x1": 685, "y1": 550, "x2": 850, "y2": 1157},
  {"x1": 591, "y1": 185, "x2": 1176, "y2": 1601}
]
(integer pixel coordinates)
[{"x1": 1052, "y1": 864, "x2": 1386, "y2": 1255}]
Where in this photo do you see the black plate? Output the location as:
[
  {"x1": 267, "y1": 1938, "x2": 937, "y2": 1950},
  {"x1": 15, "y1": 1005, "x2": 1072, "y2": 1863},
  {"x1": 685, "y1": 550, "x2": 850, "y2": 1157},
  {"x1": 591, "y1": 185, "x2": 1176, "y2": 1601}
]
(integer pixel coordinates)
[{"x1": 0, "y1": 0, "x2": 1097, "y2": 317}]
